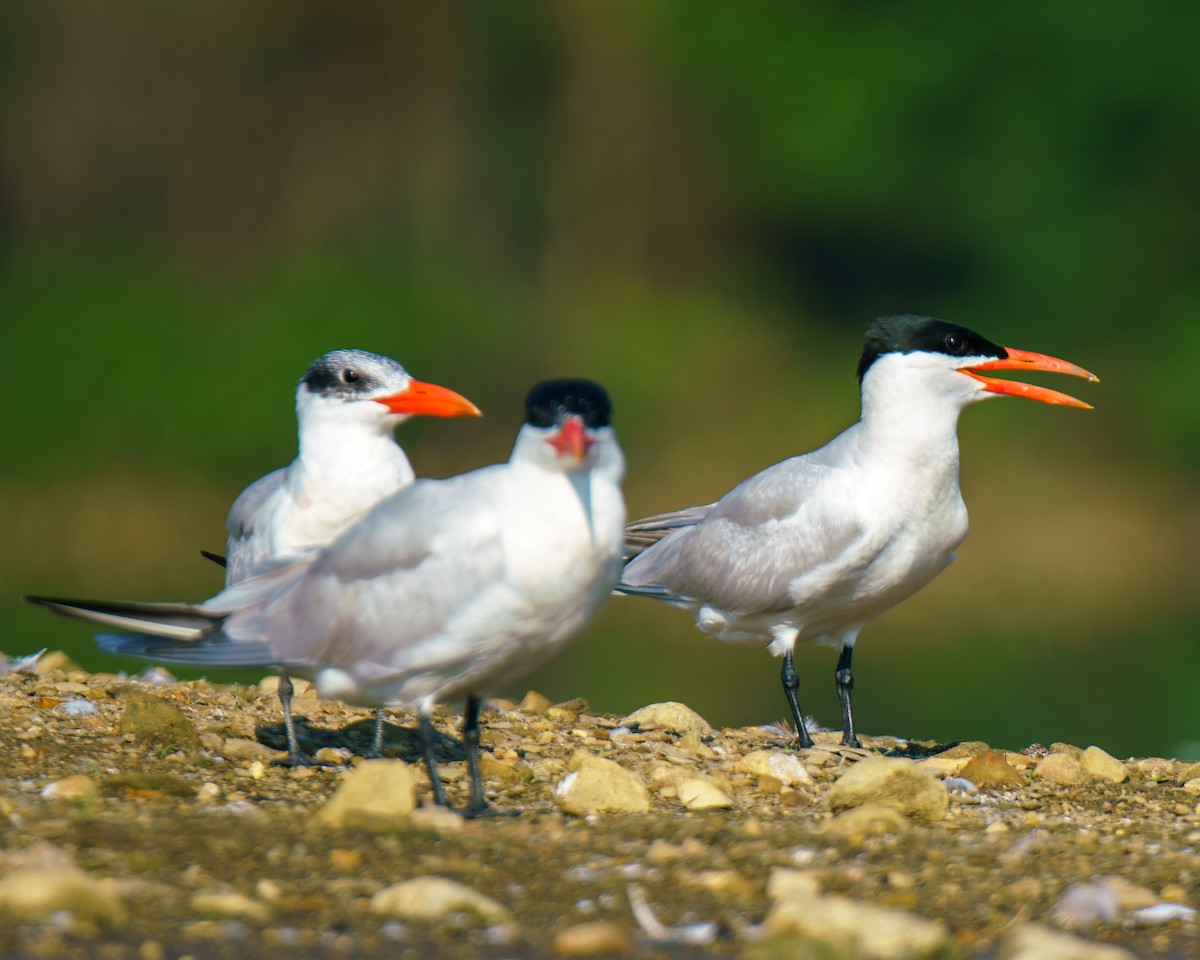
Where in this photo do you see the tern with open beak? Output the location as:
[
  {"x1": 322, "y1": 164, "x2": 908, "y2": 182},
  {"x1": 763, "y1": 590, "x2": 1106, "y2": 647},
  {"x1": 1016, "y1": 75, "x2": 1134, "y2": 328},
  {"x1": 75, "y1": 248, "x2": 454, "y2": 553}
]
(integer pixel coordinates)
[
  {"x1": 619, "y1": 315, "x2": 1098, "y2": 748},
  {"x1": 28, "y1": 379, "x2": 626, "y2": 815}
]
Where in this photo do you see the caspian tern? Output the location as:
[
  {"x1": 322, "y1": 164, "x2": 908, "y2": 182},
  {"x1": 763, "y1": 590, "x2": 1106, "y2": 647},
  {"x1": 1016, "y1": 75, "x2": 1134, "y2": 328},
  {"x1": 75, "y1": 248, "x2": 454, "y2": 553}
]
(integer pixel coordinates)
[
  {"x1": 619, "y1": 315, "x2": 1098, "y2": 748},
  {"x1": 218, "y1": 348, "x2": 482, "y2": 583},
  {"x1": 27, "y1": 379, "x2": 626, "y2": 815},
  {"x1": 208, "y1": 348, "x2": 481, "y2": 763}
]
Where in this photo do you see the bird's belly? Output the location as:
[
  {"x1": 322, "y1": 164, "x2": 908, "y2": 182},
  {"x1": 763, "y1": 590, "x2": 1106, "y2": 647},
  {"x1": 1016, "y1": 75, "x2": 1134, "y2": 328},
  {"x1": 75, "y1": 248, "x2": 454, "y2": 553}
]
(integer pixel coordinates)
[
  {"x1": 841, "y1": 545, "x2": 955, "y2": 622},
  {"x1": 362, "y1": 487, "x2": 623, "y2": 709},
  {"x1": 692, "y1": 512, "x2": 965, "y2": 649},
  {"x1": 804, "y1": 513, "x2": 964, "y2": 635}
]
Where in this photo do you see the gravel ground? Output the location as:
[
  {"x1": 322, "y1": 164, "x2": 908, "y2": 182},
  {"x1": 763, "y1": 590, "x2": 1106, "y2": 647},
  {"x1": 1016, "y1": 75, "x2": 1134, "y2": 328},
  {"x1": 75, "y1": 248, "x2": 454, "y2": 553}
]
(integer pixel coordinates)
[{"x1": 1, "y1": 653, "x2": 1198, "y2": 960}]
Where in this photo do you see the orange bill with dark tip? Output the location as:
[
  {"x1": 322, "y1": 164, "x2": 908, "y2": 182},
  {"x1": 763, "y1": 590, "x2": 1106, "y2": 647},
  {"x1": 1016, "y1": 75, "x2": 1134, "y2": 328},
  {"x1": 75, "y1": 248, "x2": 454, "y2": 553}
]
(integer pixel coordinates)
[
  {"x1": 961, "y1": 347, "x2": 1099, "y2": 409},
  {"x1": 375, "y1": 380, "x2": 482, "y2": 418},
  {"x1": 547, "y1": 415, "x2": 593, "y2": 460}
]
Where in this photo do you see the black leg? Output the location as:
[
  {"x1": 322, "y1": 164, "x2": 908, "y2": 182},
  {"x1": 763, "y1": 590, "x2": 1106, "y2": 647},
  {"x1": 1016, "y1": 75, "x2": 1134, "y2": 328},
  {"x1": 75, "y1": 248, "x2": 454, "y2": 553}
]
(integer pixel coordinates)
[
  {"x1": 274, "y1": 670, "x2": 319, "y2": 767},
  {"x1": 419, "y1": 710, "x2": 449, "y2": 807},
  {"x1": 835, "y1": 644, "x2": 861, "y2": 748},
  {"x1": 781, "y1": 651, "x2": 814, "y2": 749},
  {"x1": 462, "y1": 694, "x2": 489, "y2": 815},
  {"x1": 365, "y1": 707, "x2": 387, "y2": 759},
  {"x1": 460, "y1": 695, "x2": 516, "y2": 818}
]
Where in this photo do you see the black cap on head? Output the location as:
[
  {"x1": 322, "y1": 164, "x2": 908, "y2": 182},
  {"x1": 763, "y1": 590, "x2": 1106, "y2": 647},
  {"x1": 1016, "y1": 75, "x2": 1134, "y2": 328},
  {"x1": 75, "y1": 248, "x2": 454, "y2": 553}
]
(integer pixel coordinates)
[
  {"x1": 525, "y1": 379, "x2": 611, "y2": 429},
  {"x1": 856, "y1": 315, "x2": 1007, "y2": 381}
]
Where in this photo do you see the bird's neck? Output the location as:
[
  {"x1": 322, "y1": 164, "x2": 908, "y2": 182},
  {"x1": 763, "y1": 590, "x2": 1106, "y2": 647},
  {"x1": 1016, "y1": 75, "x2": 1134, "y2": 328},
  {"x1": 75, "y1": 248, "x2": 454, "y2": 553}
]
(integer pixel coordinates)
[
  {"x1": 294, "y1": 411, "x2": 415, "y2": 494},
  {"x1": 857, "y1": 372, "x2": 965, "y2": 475}
]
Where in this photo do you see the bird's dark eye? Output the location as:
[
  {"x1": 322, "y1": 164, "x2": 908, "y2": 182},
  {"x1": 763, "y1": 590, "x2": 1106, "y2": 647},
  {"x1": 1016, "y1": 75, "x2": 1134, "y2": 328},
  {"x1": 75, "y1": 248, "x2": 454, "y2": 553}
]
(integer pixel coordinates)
[
  {"x1": 944, "y1": 334, "x2": 966, "y2": 354},
  {"x1": 341, "y1": 369, "x2": 360, "y2": 385}
]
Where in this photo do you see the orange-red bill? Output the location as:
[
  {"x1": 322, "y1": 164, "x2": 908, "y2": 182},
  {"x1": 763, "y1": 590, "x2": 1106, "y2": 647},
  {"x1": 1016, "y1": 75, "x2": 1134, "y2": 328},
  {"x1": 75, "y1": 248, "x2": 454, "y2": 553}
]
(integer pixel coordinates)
[
  {"x1": 547, "y1": 415, "x2": 593, "y2": 460},
  {"x1": 961, "y1": 347, "x2": 1099, "y2": 409},
  {"x1": 375, "y1": 380, "x2": 482, "y2": 418}
]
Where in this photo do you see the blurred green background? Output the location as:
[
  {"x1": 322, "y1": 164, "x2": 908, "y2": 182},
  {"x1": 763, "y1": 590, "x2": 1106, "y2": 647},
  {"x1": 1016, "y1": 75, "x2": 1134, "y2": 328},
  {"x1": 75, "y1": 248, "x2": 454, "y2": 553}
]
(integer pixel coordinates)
[{"x1": 4, "y1": 2, "x2": 1197, "y2": 759}]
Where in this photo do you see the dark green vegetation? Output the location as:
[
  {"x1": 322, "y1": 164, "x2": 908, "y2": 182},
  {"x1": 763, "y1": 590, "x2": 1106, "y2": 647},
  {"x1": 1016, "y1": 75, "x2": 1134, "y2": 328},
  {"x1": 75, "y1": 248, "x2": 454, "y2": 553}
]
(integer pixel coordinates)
[{"x1": 2, "y1": 4, "x2": 1197, "y2": 758}]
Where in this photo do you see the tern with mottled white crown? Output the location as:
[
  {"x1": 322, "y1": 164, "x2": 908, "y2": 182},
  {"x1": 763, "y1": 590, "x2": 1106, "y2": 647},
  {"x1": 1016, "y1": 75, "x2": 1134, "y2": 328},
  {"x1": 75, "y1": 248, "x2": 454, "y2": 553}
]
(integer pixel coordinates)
[
  {"x1": 218, "y1": 349, "x2": 481, "y2": 583},
  {"x1": 28, "y1": 379, "x2": 626, "y2": 815},
  {"x1": 619, "y1": 316, "x2": 1098, "y2": 748},
  {"x1": 205, "y1": 348, "x2": 481, "y2": 763}
]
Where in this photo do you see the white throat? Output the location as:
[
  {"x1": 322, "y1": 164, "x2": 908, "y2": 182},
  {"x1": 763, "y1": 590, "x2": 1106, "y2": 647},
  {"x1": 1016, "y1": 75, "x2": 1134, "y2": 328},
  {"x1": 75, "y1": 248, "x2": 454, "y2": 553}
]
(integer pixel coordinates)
[{"x1": 292, "y1": 391, "x2": 415, "y2": 494}]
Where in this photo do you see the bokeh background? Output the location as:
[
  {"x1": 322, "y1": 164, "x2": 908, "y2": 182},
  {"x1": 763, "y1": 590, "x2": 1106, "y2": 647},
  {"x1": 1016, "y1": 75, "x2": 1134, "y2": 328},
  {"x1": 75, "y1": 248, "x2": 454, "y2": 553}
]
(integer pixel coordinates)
[{"x1": 4, "y1": 2, "x2": 1197, "y2": 759}]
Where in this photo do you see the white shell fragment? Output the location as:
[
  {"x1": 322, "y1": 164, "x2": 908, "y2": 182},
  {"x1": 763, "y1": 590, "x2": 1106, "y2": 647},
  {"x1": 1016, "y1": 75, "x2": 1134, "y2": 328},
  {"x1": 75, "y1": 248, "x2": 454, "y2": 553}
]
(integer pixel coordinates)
[
  {"x1": 1129, "y1": 903, "x2": 1198, "y2": 924},
  {"x1": 627, "y1": 884, "x2": 718, "y2": 946}
]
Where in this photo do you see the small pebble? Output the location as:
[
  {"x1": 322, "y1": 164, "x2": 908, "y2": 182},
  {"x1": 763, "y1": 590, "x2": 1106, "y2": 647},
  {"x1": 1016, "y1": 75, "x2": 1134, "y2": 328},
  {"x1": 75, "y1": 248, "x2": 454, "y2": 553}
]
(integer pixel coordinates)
[
  {"x1": 959, "y1": 751, "x2": 1025, "y2": 789},
  {"x1": 137, "y1": 940, "x2": 165, "y2": 960},
  {"x1": 190, "y1": 892, "x2": 270, "y2": 924},
  {"x1": 553, "y1": 920, "x2": 634, "y2": 956},
  {"x1": 737, "y1": 750, "x2": 814, "y2": 787},
  {"x1": 370, "y1": 877, "x2": 508, "y2": 924},
  {"x1": 518, "y1": 690, "x2": 553, "y2": 714},
  {"x1": 620, "y1": 702, "x2": 713, "y2": 735},
  {"x1": 676, "y1": 777, "x2": 734, "y2": 810},
  {"x1": 312, "y1": 747, "x2": 352, "y2": 765},
  {"x1": 41, "y1": 775, "x2": 98, "y2": 801}
]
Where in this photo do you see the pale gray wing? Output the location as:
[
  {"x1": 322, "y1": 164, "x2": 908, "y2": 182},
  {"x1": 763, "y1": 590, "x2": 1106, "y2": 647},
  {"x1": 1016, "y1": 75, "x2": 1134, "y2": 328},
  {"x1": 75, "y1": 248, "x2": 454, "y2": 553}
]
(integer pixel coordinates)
[
  {"x1": 223, "y1": 467, "x2": 287, "y2": 582},
  {"x1": 223, "y1": 469, "x2": 510, "y2": 677},
  {"x1": 624, "y1": 503, "x2": 714, "y2": 557},
  {"x1": 620, "y1": 456, "x2": 867, "y2": 615}
]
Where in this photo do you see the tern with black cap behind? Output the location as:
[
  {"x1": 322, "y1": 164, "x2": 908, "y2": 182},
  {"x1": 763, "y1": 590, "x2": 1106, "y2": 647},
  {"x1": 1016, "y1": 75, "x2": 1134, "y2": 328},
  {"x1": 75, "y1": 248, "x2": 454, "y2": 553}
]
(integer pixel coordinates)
[
  {"x1": 209, "y1": 348, "x2": 481, "y2": 763},
  {"x1": 619, "y1": 316, "x2": 1098, "y2": 748},
  {"x1": 28, "y1": 379, "x2": 626, "y2": 815}
]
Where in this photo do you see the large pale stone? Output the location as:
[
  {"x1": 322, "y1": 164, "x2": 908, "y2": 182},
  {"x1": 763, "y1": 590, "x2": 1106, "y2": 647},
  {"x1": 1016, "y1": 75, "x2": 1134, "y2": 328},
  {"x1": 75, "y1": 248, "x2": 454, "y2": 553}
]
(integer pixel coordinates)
[
  {"x1": 315, "y1": 759, "x2": 417, "y2": 827},
  {"x1": 997, "y1": 922, "x2": 1138, "y2": 959},
  {"x1": 959, "y1": 751, "x2": 1025, "y2": 789},
  {"x1": 34, "y1": 650, "x2": 83, "y2": 675},
  {"x1": 1035, "y1": 753, "x2": 1086, "y2": 786},
  {"x1": 518, "y1": 690, "x2": 553, "y2": 714},
  {"x1": 41, "y1": 774, "x2": 99, "y2": 801},
  {"x1": 828, "y1": 757, "x2": 948, "y2": 821},
  {"x1": 676, "y1": 777, "x2": 734, "y2": 810},
  {"x1": 556, "y1": 754, "x2": 649, "y2": 815},
  {"x1": 221, "y1": 737, "x2": 282, "y2": 762},
  {"x1": 822, "y1": 803, "x2": 909, "y2": 838},
  {"x1": 370, "y1": 876, "x2": 507, "y2": 924},
  {"x1": 553, "y1": 920, "x2": 634, "y2": 956},
  {"x1": 917, "y1": 755, "x2": 973, "y2": 778},
  {"x1": 737, "y1": 750, "x2": 814, "y2": 787},
  {"x1": 619, "y1": 702, "x2": 713, "y2": 735},
  {"x1": 0, "y1": 843, "x2": 125, "y2": 925},
  {"x1": 764, "y1": 892, "x2": 954, "y2": 959},
  {"x1": 766, "y1": 868, "x2": 821, "y2": 902},
  {"x1": 191, "y1": 891, "x2": 271, "y2": 923},
  {"x1": 1081, "y1": 746, "x2": 1129, "y2": 784}
]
